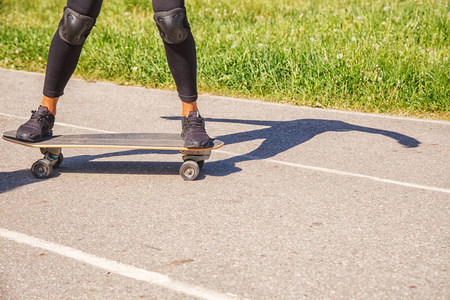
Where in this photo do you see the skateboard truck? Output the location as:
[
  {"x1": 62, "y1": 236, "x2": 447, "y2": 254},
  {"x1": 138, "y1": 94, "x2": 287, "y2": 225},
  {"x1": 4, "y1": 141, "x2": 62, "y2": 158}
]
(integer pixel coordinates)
[
  {"x1": 180, "y1": 149, "x2": 211, "y2": 181},
  {"x1": 31, "y1": 148, "x2": 64, "y2": 179}
]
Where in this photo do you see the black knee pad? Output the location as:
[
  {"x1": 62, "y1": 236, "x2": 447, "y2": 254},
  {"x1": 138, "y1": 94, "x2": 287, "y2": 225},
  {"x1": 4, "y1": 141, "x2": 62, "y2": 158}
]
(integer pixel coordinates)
[
  {"x1": 58, "y1": 6, "x2": 95, "y2": 46},
  {"x1": 154, "y1": 8, "x2": 191, "y2": 44}
]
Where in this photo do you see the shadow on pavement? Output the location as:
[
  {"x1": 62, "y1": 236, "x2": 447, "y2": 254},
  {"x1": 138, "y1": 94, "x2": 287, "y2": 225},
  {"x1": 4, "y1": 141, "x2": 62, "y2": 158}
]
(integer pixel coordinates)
[
  {"x1": 165, "y1": 117, "x2": 421, "y2": 177},
  {"x1": 1, "y1": 118, "x2": 420, "y2": 193},
  {"x1": 0, "y1": 150, "x2": 179, "y2": 194}
]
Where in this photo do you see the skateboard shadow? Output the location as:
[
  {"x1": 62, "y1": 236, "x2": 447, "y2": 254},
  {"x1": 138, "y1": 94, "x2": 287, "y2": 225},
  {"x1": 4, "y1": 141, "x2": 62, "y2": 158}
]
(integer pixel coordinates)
[
  {"x1": 163, "y1": 116, "x2": 421, "y2": 177},
  {"x1": 1, "y1": 117, "x2": 421, "y2": 193},
  {"x1": 0, "y1": 150, "x2": 184, "y2": 194},
  {"x1": 0, "y1": 169, "x2": 59, "y2": 194}
]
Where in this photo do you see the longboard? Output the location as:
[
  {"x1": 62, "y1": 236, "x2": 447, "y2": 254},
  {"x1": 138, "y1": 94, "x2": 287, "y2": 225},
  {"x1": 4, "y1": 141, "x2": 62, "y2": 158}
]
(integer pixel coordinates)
[{"x1": 2, "y1": 131, "x2": 224, "y2": 181}]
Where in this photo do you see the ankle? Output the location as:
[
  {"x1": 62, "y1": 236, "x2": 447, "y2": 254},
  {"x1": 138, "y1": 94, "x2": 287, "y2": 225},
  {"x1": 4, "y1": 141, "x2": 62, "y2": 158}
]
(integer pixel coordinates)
[
  {"x1": 41, "y1": 96, "x2": 59, "y2": 115},
  {"x1": 181, "y1": 101, "x2": 198, "y2": 117}
]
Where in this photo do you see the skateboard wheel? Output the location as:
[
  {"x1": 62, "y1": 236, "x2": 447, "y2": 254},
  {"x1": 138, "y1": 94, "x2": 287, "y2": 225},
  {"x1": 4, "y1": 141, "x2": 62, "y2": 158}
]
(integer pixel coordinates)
[
  {"x1": 53, "y1": 153, "x2": 64, "y2": 168},
  {"x1": 180, "y1": 160, "x2": 200, "y2": 181},
  {"x1": 31, "y1": 159, "x2": 53, "y2": 179}
]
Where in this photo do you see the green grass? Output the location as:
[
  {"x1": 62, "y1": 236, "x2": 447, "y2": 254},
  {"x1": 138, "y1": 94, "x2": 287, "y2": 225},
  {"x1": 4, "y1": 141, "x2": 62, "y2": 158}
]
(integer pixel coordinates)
[{"x1": 1, "y1": 0, "x2": 449, "y2": 120}]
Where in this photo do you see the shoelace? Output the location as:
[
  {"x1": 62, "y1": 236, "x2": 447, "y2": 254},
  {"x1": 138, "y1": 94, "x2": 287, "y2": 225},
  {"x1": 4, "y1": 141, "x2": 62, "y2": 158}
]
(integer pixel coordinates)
[
  {"x1": 185, "y1": 117, "x2": 204, "y2": 130},
  {"x1": 30, "y1": 110, "x2": 48, "y2": 124}
]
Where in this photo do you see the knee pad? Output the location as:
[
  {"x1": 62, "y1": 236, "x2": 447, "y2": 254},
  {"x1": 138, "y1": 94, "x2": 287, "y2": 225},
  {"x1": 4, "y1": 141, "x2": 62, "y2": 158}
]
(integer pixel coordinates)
[
  {"x1": 58, "y1": 7, "x2": 95, "y2": 46},
  {"x1": 154, "y1": 8, "x2": 190, "y2": 44}
]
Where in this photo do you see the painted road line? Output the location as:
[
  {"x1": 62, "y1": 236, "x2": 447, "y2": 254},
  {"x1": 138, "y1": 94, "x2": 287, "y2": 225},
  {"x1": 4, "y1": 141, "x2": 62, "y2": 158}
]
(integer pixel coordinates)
[
  {"x1": 215, "y1": 150, "x2": 450, "y2": 194},
  {"x1": 0, "y1": 113, "x2": 116, "y2": 133},
  {"x1": 0, "y1": 228, "x2": 236, "y2": 300}
]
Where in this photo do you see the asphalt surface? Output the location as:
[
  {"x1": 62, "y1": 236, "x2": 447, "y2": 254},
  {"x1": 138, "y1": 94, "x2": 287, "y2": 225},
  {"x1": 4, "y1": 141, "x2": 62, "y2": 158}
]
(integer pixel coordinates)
[{"x1": 0, "y1": 68, "x2": 449, "y2": 299}]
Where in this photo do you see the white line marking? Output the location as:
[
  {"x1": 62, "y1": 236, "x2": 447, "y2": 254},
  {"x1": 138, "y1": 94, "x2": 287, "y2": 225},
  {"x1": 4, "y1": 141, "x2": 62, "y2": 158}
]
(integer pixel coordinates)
[
  {"x1": 0, "y1": 112, "x2": 33, "y2": 120},
  {"x1": 216, "y1": 150, "x2": 450, "y2": 194},
  {"x1": 55, "y1": 122, "x2": 116, "y2": 133},
  {"x1": 0, "y1": 228, "x2": 235, "y2": 300},
  {"x1": 0, "y1": 113, "x2": 116, "y2": 133},
  {"x1": 2, "y1": 112, "x2": 448, "y2": 194}
]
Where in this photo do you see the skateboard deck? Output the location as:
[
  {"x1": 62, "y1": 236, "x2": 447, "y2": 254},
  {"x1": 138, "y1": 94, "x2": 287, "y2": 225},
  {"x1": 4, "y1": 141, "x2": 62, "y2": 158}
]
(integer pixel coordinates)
[{"x1": 2, "y1": 131, "x2": 224, "y2": 181}]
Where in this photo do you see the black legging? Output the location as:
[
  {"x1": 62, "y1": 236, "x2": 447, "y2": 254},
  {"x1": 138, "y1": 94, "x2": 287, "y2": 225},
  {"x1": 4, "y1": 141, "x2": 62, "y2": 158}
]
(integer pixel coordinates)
[{"x1": 43, "y1": 0, "x2": 197, "y2": 103}]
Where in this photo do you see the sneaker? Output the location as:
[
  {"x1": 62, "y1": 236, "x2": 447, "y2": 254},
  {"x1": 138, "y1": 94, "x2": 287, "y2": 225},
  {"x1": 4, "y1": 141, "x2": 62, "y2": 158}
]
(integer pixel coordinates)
[
  {"x1": 181, "y1": 111, "x2": 212, "y2": 148},
  {"x1": 16, "y1": 106, "x2": 55, "y2": 142}
]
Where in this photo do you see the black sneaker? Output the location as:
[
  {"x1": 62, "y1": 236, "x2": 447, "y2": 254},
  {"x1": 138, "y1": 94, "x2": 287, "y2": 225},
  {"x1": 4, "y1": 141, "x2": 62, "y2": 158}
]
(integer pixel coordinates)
[
  {"x1": 181, "y1": 111, "x2": 212, "y2": 148},
  {"x1": 16, "y1": 106, "x2": 55, "y2": 142}
]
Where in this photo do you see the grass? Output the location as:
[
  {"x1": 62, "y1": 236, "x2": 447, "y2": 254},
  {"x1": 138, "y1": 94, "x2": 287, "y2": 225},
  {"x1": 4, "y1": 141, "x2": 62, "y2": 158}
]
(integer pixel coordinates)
[{"x1": 0, "y1": 0, "x2": 449, "y2": 120}]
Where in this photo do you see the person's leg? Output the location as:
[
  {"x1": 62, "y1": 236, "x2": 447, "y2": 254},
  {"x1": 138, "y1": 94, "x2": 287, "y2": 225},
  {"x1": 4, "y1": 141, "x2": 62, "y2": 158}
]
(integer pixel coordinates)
[
  {"x1": 17, "y1": 0, "x2": 103, "y2": 142},
  {"x1": 153, "y1": 0, "x2": 211, "y2": 147},
  {"x1": 42, "y1": 0, "x2": 103, "y2": 110},
  {"x1": 152, "y1": 0, "x2": 197, "y2": 109}
]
